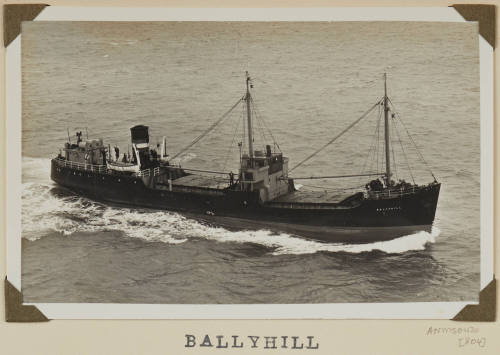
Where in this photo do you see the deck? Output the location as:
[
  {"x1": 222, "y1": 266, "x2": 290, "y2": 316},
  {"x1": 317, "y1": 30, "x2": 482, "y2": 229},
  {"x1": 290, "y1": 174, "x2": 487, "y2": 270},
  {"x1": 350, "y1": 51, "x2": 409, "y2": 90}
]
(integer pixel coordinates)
[
  {"x1": 172, "y1": 174, "x2": 229, "y2": 189},
  {"x1": 271, "y1": 189, "x2": 351, "y2": 204}
]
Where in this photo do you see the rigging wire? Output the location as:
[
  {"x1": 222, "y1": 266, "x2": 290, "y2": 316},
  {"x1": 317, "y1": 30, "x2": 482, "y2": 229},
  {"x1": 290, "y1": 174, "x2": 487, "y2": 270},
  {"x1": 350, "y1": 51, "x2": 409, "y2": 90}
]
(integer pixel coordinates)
[
  {"x1": 376, "y1": 102, "x2": 382, "y2": 174},
  {"x1": 290, "y1": 98, "x2": 383, "y2": 172},
  {"x1": 250, "y1": 96, "x2": 282, "y2": 152},
  {"x1": 250, "y1": 95, "x2": 281, "y2": 152},
  {"x1": 390, "y1": 114, "x2": 398, "y2": 181},
  {"x1": 288, "y1": 172, "x2": 384, "y2": 180},
  {"x1": 392, "y1": 116, "x2": 416, "y2": 184},
  {"x1": 171, "y1": 96, "x2": 244, "y2": 160},
  {"x1": 241, "y1": 99, "x2": 246, "y2": 154},
  {"x1": 251, "y1": 99, "x2": 269, "y2": 149},
  {"x1": 359, "y1": 102, "x2": 382, "y2": 185},
  {"x1": 222, "y1": 102, "x2": 243, "y2": 172},
  {"x1": 300, "y1": 183, "x2": 367, "y2": 192},
  {"x1": 387, "y1": 97, "x2": 437, "y2": 181}
]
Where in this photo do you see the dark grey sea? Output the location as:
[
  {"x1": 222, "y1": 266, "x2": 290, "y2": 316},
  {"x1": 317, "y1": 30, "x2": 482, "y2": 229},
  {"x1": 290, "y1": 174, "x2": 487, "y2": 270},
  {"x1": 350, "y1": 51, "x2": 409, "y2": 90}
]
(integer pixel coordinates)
[{"x1": 21, "y1": 21, "x2": 480, "y2": 303}]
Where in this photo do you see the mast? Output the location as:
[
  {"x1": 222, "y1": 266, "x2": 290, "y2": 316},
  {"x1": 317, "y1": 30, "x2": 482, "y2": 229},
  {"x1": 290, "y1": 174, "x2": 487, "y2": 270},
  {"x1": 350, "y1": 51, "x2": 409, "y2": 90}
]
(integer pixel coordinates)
[
  {"x1": 383, "y1": 73, "x2": 392, "y2": 186},
  {"x1": 245, "y1": 71, "x2": 254, "y2": 164}
]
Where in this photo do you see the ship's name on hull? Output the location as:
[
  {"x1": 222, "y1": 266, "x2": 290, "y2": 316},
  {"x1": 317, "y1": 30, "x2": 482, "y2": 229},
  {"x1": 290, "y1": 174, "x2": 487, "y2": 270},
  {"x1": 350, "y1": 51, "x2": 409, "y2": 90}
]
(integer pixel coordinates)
[{"x1": 185, "y1": 334, "x2": 319, "y2": 350}]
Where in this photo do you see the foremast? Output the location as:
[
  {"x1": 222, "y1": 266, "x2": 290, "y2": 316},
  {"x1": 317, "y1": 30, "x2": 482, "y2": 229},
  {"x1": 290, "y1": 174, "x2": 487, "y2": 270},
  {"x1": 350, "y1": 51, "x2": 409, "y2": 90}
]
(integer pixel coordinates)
[
  {"x1": 239, "y1": 71, "x2": 290, "y2": 201},
  {"x1": 383, "y1": 73, "x2": 392, "y2": 187},
  {"x1": 245, "y1": 71, "x2": 254, "y2": 166}
]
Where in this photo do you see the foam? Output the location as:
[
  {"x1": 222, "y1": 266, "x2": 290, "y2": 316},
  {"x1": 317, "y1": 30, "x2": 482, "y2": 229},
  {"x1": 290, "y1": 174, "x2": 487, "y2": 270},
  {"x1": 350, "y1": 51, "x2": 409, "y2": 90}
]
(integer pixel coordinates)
[{"x1": 269, "y1": 227, "x2": 439, "y2": 255}]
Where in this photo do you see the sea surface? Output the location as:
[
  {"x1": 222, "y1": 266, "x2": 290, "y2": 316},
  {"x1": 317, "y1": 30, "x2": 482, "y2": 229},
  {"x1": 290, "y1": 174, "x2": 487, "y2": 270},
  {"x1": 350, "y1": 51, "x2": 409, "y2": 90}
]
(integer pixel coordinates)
[{"x1": 21, "y1": 21, "x2": 480, "y2": 303}]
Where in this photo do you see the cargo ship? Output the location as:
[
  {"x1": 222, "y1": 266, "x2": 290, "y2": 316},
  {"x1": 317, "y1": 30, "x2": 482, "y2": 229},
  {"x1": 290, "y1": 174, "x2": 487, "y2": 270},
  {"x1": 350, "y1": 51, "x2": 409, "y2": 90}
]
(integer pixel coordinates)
[{"x1": 51, "y1": 73, "x2": 440, "y2": 243}]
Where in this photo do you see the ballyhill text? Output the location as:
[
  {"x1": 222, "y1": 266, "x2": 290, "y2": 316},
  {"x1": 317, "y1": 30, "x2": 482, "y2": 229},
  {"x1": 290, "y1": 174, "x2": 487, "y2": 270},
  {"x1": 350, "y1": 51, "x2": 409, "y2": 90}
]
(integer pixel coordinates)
[{"x1": 185, "y1": 335, "x2": 319, "y2": 349}]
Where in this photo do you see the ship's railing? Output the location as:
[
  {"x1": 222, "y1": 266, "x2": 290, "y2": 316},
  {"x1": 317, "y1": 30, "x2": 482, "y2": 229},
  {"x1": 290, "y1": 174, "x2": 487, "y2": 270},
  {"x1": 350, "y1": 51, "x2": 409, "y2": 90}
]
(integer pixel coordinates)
[
  {"x1": 136, "y1": 166, "x2": 161, "y2": 177},
  {"x1": 368, "y1": 186, "x2": 422, "y2": 199},
  {"x1": 53, "y1": 157, "x2": 107, "y2": 174}
]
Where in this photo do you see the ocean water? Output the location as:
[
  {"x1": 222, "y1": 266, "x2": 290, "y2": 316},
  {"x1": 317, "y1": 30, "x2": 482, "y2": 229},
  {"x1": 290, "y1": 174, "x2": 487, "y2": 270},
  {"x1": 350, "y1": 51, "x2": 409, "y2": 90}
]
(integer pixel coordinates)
[{"x1": 20, "y1": 21, "x2": 480, "y2": 303}]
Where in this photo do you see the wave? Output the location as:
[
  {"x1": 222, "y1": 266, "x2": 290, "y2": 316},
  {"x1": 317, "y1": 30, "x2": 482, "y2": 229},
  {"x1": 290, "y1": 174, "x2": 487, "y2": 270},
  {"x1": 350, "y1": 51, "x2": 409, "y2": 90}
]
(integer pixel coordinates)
[
  {"x1": 22, "y1": 157, "x2": 439, "y2": 255},
  {"x1": 22, "y1": 181, "x2": 189, "y2": 244},
  {"x1": 269, "y1": 227, "x2": 439, "y2": 255},
  {"x1": 22, "y1": 156, "x2": 52, "y2": 184}
]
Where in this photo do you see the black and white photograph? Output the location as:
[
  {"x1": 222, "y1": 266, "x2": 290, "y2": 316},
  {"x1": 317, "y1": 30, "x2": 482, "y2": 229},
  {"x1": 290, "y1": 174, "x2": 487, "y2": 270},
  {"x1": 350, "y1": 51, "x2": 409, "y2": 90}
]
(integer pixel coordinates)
[{"x1": 19, "y1": 18, "x2": 482, "y2": 306}]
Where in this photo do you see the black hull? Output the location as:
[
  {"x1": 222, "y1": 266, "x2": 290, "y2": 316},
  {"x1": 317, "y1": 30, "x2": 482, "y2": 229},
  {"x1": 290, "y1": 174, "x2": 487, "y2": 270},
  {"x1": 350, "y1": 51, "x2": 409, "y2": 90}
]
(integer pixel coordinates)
[{"x1": 51, "y1": 160, "x2": 440, "y2": 243}]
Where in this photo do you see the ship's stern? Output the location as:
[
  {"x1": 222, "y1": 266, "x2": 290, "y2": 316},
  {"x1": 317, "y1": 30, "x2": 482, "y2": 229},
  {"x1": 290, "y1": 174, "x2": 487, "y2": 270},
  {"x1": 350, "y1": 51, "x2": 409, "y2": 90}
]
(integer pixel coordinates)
[{"x1": 50, "y1": 158, "x2": 60, "y2": 184}]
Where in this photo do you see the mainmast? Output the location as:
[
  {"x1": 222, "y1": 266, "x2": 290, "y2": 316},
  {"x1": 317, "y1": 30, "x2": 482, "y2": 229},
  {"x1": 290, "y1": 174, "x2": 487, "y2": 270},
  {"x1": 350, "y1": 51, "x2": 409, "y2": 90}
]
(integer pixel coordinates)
[
  {"x1": 245, "y1": 71, "x2": 254, "y2": 164},
  {"x1": 383, "y1": 73, "x2": 392, "y2": 186}
]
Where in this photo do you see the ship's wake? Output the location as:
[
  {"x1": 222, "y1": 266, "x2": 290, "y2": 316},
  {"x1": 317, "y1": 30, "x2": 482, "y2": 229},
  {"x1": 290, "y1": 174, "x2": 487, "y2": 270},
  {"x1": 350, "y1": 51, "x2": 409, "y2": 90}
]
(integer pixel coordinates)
[{"x1": 22, "y1": 157, "x2": 439, "y2": 255}]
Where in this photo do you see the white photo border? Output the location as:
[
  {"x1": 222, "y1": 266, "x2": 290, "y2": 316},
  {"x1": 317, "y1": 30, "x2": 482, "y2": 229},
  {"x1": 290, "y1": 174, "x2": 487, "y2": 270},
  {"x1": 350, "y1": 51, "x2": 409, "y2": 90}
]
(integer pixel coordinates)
[{"x1": 6, "y1": 7, "x2": 494, "y2": 319}]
